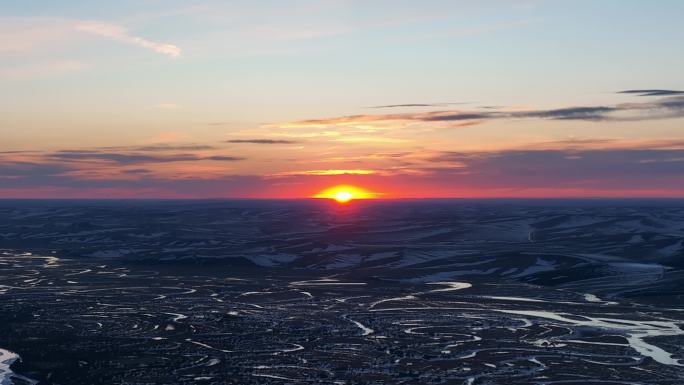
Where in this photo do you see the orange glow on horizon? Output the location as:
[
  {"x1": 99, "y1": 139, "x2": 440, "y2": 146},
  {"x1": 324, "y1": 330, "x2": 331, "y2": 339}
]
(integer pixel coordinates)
[{"x1": 313, "y1": 185, "x2": 381, "y2": 203}]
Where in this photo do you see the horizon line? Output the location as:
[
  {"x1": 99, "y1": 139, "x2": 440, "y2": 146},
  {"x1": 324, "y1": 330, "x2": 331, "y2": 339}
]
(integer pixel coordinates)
[{"x1": 2, "y1": 196, "x2": 684, "y2": 201}]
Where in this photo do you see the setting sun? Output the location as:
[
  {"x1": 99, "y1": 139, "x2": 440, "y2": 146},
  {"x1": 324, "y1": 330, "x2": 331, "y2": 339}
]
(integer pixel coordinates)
[
  {"x1": 334, "y1": 191, "x2": 353, "y2": 203},
  {"x1": 313, "y1": 185, "x2": 380, "y2": 203}
]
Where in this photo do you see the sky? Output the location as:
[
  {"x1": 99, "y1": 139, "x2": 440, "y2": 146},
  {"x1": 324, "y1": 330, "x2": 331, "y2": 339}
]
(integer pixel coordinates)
[{"x1": 1, "y1": 0, "x2": 684, "y2": 199}]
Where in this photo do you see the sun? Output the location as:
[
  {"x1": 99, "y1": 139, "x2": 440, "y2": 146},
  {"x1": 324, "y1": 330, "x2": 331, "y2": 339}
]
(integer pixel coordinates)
[
  {"x1": 313, "y1": 185, "x2": 379, "y2": 203},
  {"x1": 334, "y1": 191, "x2": 354, "y2": 203}
]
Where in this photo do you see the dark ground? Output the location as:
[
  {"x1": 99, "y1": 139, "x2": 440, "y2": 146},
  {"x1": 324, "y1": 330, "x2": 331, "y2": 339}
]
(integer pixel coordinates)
[{"x1": 1, "y1": 200, "x2": 683, "y2": 384}]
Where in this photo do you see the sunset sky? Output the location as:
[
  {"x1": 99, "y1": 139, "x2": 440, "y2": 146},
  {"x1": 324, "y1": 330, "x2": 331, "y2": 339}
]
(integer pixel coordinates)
[{"x1": 2, "y1": 0, "x2": 684, "y2": 198}]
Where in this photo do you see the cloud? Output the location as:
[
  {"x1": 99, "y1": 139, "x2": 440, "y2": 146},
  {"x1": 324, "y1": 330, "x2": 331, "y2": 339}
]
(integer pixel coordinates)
[
  {"x1": 48, "y1": 151, "x2": 199, "y2": 164},
  {"x1": 204, "y1": 155, "x2": 245, "y2": 161},
  {"x1": 0, "y1": 161, "x2": 70, "y2": 178},
  {"x1": 280, "y1": 95, "x2": 684, "y2": 129},
  {"x1": 369, "y1": 103, "x2": 466, "y2": 109},
  {"x1": 428, "y1": 146, "x2": 684, "y2": 188},
  {"x1": 83, "y1": 144, "x2": 215, "y2": 152},
  {"x1": 0, "y1": 150, "x2": 40, "y2": 154},
  {"x1": 619, "y1": 89, "x2": 684, "y2": 97},
  {"x1": 121, "y1": 168, "x2": 153, "y2": 175},
  {"x1": 75, "y1": 21, "x2": 181, "y2": 58},
  {"x1": 420, "y1": 112, "x2": 497, "y2": 121},
  {"x1": 0, "y1": 167, "x2": 268, "y2": 199},
  {"x1": 513, "y1": 106, "x2": 618, "y2": 121},
  {"x1": 4, "y1": 141, "x2": 684, "y2": 198},
  {"x1": 226, "y1": 139, "x2": 298, "y2": 144},
  {"x1": 46, "y1": 150, "x2": 242, "y2": 164},
  {"x1": 1, "y1": 17, "x2": 181, "y2": 58},
  {"x1": 273, "y1": 169, "x2": 376, "y2": 177},
  {"x1": 0, "y1": 145, "x2": 247, "y2": 197},
  {"x1": 126, "y1": 144, "x2": 215, "y2": 152}
]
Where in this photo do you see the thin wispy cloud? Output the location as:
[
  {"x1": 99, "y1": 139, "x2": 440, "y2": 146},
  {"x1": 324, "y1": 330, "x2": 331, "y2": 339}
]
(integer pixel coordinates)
[
  {"x1": 226, "y1": 139, "x2": 298, "y2": 144},
  {"x1": 204, "y1": 155, "x2": 244, "y2": 161},
  {"x1": 368, "y1": 103, "x2": 466, "y2": 109},
  {"x1": 121, "y1": 168, "x2": 153, "y2": 175},
  {"x1": 618, "y1": 89, "x2": 684, "y2": 97},
  {"x1": 280, "y1": 95, "x2": 684, "y2": 129},
  {"x1": 273, "y1": 169, "x2": 376, "y2": 177},
  {"x1": 129, "y1": 144, "x2": 215, "y2": 152},
  {"x1": 0, "y1": 17, "x2": 181, "y2": 58},
  {"x1": 46, "y1": 150, "x2": 242, "y2": 164},
  {"x1": 48, "y1": 151, "x2": 198, "y2": 164},
  {"x1": 75, "y1": 21, "x2": 181, "y2": 58}
]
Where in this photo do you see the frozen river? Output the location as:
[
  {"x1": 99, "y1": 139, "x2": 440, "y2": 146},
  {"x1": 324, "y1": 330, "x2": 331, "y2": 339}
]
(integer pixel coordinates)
[{"x1": 0, "y1": 251, "x2": 682, "y2": 384}]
